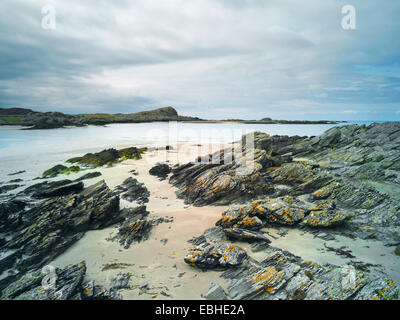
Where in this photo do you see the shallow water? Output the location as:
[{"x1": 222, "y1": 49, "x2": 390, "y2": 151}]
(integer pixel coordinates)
[{"x1": 0, "y1": 121, "x2": 371, "y2": 182}]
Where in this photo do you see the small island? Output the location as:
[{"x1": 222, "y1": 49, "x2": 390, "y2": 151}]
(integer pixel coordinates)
[{"x1": 0, "y1": 106, "x2": 342, "y2": 130}]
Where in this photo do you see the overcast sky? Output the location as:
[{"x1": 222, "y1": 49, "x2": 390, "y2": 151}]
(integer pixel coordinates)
[{"x1": 0, "y1": 0, "x2": 399, "y2": 120}]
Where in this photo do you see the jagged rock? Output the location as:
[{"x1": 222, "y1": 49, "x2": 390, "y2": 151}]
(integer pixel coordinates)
[
  {"x1": 221, "y1": 246, "x2": 399, "y2": 300},
  {"x1": 108, "y1": 206, "x2": 151, "y2": 249},
  {"x1": 203, "y1": 283, "x2": 228, "y2": 300},
  {"x1": 301, "y1": 209, "x2": 353, "y2": 227},
  {"x1": 115, "y1": 177, "x2": 149, "y2": 204},
  {"x1": 217, "y1": 196, "x2": 308, "y2": 228},
  {"x1": 0, "y1": 200, "x2": 26, "y2": 232},
  {"x1": 1, "y1": 262, "x2": 86, "y2": 300},
  {"x1": 188, "y1": 235, "x2": 207, "y2": 246},
  {"x1": 23, "y1": 180, "x2": 84, "y2": 199},
  {"x1": 184, "y1": 242, "x2": 247, "y2": 269},
  {"x1": 74, "y1": 171, "x2": 102, "y2": 181},
  {"x1": 0, "y1": 180, "x2": 120, "y2": 279},
  {"x1": 109, "y1": 272, "x2": 131, "y2": 290},
  {"x1": 224, "y1": 228, "x2": 271, "y2": 243},
  {"x1": 170, "y1": 146, "x2": 277, "y2": 206},
  {"x1": 81, "y1": 280, "x2": 122, "y2": 300},
  {"x1": 149, "y1": 163, "x2": 171, "y2": 180},
  {"x1": 268, "y1": 162, "x2": 333, "y2": 195}
]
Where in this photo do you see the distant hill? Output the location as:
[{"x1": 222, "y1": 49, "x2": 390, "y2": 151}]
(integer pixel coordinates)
[{"x1": 0, "y1": 106, "x2": 203, "y2": 129}]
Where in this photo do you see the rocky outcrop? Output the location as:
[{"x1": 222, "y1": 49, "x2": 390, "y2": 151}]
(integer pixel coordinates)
[
  {"x1": 115, "y1": 177, "x2": 150, "y2": 204},
  {"x1": 193, "y1": 228, "x2": 399, "y2": 301},
  {"x1": 42, "y1": 164, "x2": 81, "y2": 178},
  {"x1": 23, "y1": 180, "x2": 84, "y2": 199},
  {"x1": 108, "y1": 207, "x2": 173, "y2": 249},
  {"x1": 184, "y1": 242, "x2": 247, "y2": 269},
  {"x1": 66, "y1": 147, "x2": 146, "y2": 168},
  {"x1": 219, "y1": 246, "x2": 399, "y2": 300},
  {"x1": 149, "y1": 163, "x2": 171, "y2": 180},
  {"x1": 74, "y1": 171, "x2": 102, "y2": 181},
  {"x1": 0, "y1": 180, "x2": 124, "y2": 294},
  {"x1": 1, "y1": 261, "x2": 122, "y2": 300},
  {"x1": 172, "y1": 123, "x2": 400, "y2": 246}
]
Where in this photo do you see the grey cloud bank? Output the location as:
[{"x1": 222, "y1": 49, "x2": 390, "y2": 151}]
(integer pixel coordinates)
[{"x1": 0, "y1": 0, "x2": 399, "y2": 120}]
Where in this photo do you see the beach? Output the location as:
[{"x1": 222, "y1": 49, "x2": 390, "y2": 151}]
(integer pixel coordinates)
[{"x1": 45, "y1": 142, "x2": 400, "y2": 299}]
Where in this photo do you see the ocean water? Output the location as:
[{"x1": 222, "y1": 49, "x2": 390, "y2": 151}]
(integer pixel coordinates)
[{"x1": 0, "y1": 121, "x2": 373, "y2": 183}]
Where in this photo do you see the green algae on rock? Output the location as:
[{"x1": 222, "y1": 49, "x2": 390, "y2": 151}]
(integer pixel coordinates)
[{"x1": 67, "y1": 147, "x2": 146, "y2": 168}]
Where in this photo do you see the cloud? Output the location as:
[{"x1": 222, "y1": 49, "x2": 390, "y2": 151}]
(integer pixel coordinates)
[{"x1": 0, "y1": 0, "x2": 399, "y2": 120}]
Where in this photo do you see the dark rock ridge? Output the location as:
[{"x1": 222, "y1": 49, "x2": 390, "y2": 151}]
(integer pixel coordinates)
[
  {"x1": 171, "y1": 122, "x2": 400, "y2": 246},
  {"x1": 149, "y1": 163, "x2": 171, "y2": 180},
  {"x1": 0, "y1": 106, "x2": 203, "y2": 129},
  {"x1": 23, "y1": 180, "x2": 84, "y2": 199},
  {"x1": 0, "y1": 180, "x2": 127, "y2": 295},
  {"x1": 1, "y1": 261, "x2": 122, "y2": 300},
  {"x1": 115, "y1": 177, "x2": 150, "y2": 204}
]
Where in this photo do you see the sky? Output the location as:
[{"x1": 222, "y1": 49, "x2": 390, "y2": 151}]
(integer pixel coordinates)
[{"x1": 0, "y1": 0, "x2": 400, "y2": 121}]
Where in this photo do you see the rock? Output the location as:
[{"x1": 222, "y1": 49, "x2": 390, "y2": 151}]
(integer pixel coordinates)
[
  {"x1": 81, "y1": 280, "x2": 122, "y2": 300},
  {"x1": 0, "y1": 200, "x2": 25, "y2": 232},
  {"x1": 110, "y1": 272, "x2": 131, "y2": 290},
  {"x1": 395, "y1": 245, "x2": 400, "y2": 256},
  {"x1": 149, "y1": 163, "x2": 171, "y2": 180},
  {"x1": 67, "y1": 147, "x2": 145, "y2": 168},
  {"x1": 250, "y1": 242, "x2": 270, "y2": 252},
  {"x1": 217, "y1": 197, "x2": 308, "y2": 228},
  {"x1": 170, "y1": 146, "x2": 276, "y2": 206},
  {"x1": 23, "y1": 180, "x2": 84, "y2": 199},
  {"x1": 223, "y1": 228, "x2": 271, "y2": 243},
  {"x1": 118, "y1": 147, "x2": 146, "y2": 160},
  {"x1": 108, "y1": 206, "x2": 152, "y2": 249},
  {"x1": 277, "y1": 228, "x2": 289, "y2": 237},
  {"x1": 203, "y1": 283, "x2": 228, "y2": 300},
  {"x1": 115, "y1": 177, "x2": 149, "y2": 204},
  {"x1": 42, "y1": 164, "x2": 81, "y2": 178},
  {"x1": 0, "y1": 180, "x2": 120, "y2": 281},
  {"x1": 160, "y1": 238, "x2": 168, "y2": 246},
  {"x1": 7, "y1": 170, "x2": 26, "y2": 176},
  {"x1": 188, "y1": 235, "x2": 207, "y2": 246},
  {"x1": 301, "y1": 209, "x2": 353, "y2": 227},
  {"x1": 313, "y1": 231, "x2": 336, "y2": 241},
  {"x1": 184, "y1": 242, "x2": 247, "y2": 269},
  {"x1": 1, "y1": 261, "x2": 86, "y2": 300},
  {"x1": 0, "y1": 184, "x2": 20, "y2": 194},
  {"x1": 67, "y1": 149, "x2": 120, "y2": 168},
  {"x1": 74, "y1": 171, "x2": 102, "y2": 181},
  {"x1": 220, "y1": 246, "x2": 399, "y2": 300},
  {"x1": 268, "y1": 162, "x2": 333, "y2": 195},
  {"x1": 8, "y1": 179, "x2": 23, "y2": 183}
]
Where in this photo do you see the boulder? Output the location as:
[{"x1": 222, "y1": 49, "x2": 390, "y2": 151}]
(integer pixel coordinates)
[
  {"x1": 115, "y1": 177, "x2": 149, "y2": 204},
  {"x1": 149, "y1": 163, "x2": 171, "y2": 180},
  {"x1": 184, "y1": 242, "x2": 247, "y2": 269}
]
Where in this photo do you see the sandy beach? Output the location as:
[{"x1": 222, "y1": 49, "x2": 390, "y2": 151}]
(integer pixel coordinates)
[{"x1": 47, "y1": 143, "x2": 400, "y2": 299}]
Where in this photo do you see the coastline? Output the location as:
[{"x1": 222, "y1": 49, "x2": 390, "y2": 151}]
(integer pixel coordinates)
[{"x1": 1, "y1": 123, "x2": 400, "y2": 300}]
